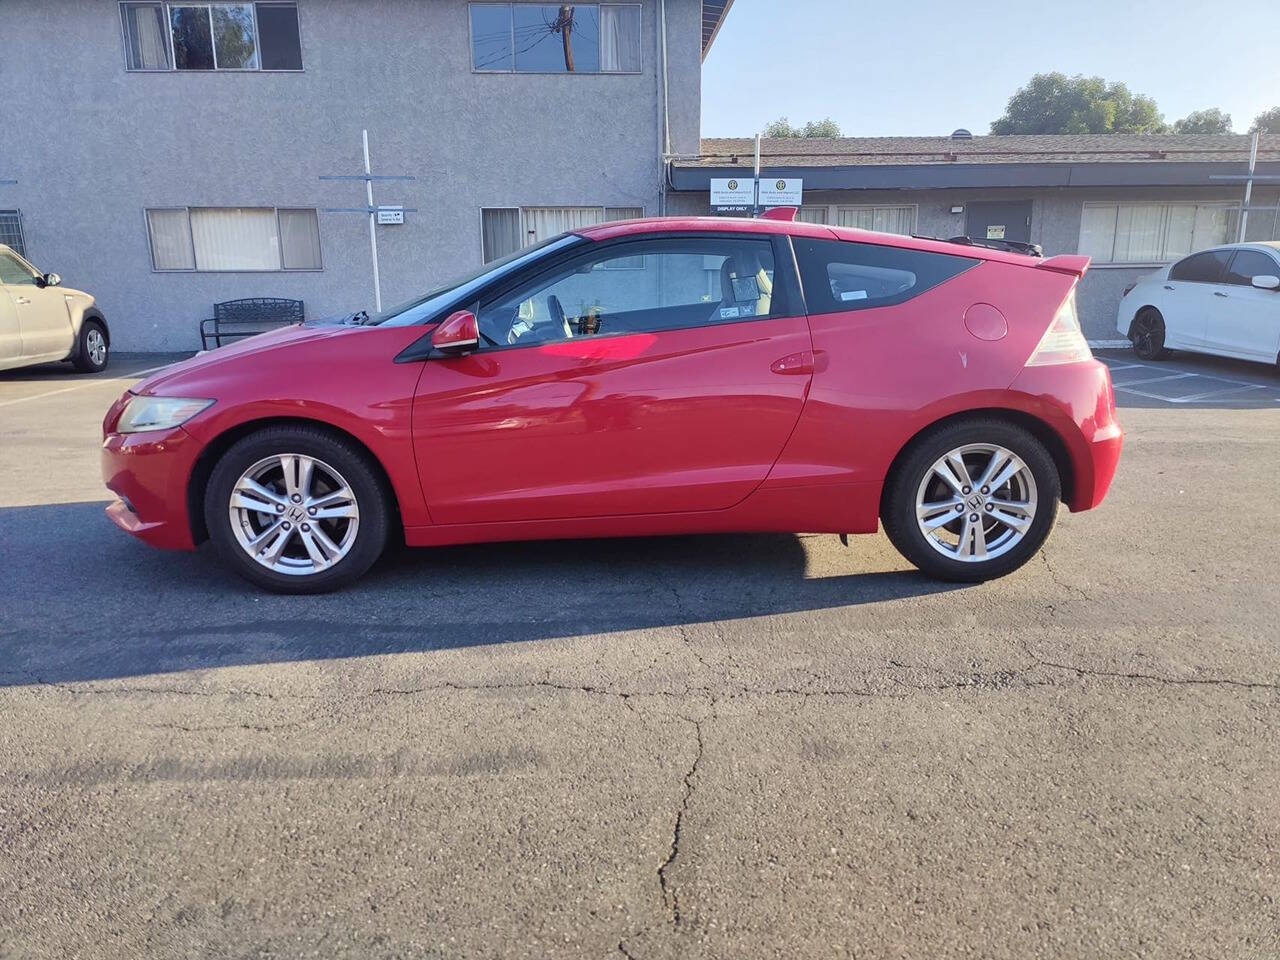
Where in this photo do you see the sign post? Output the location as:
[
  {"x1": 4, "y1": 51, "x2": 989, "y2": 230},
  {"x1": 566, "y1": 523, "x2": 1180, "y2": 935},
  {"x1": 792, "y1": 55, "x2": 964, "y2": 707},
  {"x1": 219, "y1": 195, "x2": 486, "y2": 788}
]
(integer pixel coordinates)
[
  {"x1": 319, "y1": 130, "x2": 417, "y2": 314},
  {"x1": 709, "y1": 132, "x2": 802, "y2": 218}
]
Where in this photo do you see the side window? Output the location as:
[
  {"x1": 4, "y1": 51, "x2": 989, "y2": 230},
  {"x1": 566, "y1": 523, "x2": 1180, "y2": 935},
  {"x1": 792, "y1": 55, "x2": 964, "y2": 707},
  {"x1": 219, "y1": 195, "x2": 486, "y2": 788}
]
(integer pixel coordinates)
[
  {"x1": 1223, "y1": 250, "x2": 1279, "y2": 286},
  {"x1": 793, "y1": 238, "x2": 977, "y2": 315},
  {"x1": 477, "y1": 237, "x2": 777, "y2": 347},
  {"x1": 0, "y1": 251, "x2": 38, "y2": 286},
  {"x1": 1169, "y1": 250, "x2": 1232, "y2": 283}
]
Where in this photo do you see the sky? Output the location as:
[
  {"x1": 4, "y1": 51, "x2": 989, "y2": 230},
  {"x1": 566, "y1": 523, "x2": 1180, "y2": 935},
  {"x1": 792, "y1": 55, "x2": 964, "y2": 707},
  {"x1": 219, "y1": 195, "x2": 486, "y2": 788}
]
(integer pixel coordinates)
[{"x1": 701, "y1": 0, "x2": 1280, "y2": 139}]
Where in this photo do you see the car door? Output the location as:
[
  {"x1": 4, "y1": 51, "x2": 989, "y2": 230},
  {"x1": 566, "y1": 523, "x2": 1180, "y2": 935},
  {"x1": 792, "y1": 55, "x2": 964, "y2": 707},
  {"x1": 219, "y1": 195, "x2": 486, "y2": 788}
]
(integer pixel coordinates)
[
  {"x1": 0, "y1": 248, "x2": 73, "y2": 360},
  {"x1": 411, "y1": 233, "x2": 813, "y2": 524},
  {"x1": 0, "y1": 287, "x2": 20, "y2": 363},
  {"x1": 1208, "y1": 249, "x2": 1280, "y2": 361},
  {"x1": 1162, "y1": 249, "x2": 1234, "y2": 350}
]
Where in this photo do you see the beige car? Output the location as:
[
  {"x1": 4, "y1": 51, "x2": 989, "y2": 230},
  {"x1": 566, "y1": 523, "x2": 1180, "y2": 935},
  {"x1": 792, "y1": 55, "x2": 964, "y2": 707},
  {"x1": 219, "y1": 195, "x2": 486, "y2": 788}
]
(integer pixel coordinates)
[{"x1": 0, "y1": 244, "x2": 109, "y2": 373}]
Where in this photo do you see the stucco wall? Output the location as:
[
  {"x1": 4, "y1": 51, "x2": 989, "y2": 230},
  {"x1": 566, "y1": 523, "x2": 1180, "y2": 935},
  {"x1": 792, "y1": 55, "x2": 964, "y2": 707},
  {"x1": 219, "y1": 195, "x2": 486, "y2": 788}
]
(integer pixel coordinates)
[{"x1": 0, "y1": 0, "x2": 703, "y2": 350}]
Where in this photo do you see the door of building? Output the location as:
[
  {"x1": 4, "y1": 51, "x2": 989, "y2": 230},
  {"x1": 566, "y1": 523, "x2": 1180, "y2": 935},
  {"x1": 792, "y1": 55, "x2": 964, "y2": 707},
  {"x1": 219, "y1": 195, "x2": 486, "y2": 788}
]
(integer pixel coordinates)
[{"x1": 965, "y1": 201, "x2": 1033, "y2": 244}]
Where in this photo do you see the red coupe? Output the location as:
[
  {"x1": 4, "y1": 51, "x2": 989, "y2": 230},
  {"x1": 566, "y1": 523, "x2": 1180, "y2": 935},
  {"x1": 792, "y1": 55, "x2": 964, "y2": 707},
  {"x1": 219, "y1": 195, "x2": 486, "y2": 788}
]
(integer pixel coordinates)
[{"x1": 102, "y1": 216, "x2": 1122, "y2": 593}]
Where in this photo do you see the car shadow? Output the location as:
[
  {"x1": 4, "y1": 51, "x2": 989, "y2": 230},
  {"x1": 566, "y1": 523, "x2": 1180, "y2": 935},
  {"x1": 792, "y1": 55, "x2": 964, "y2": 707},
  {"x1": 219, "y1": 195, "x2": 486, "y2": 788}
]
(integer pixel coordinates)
[
  {"x1": 0, "y1": 352, "x2": 191, "y2": 383},
  {"x1": 1, "y1": 501, "x2": 964, "y2": 689}
]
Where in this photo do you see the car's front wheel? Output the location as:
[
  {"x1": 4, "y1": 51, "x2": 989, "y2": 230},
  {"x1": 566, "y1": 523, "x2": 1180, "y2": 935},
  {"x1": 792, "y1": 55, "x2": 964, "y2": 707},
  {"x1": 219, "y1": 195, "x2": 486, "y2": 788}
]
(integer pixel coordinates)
[
  {"x1": 881, "y1": 419, "x2": 1060, "y2": 582},
  {"x1": 71, "y1": 320, "x2": 109, "y2": 373},
  {"x1": 204, "y1": 425, "x2": 390, "y2": 593}
]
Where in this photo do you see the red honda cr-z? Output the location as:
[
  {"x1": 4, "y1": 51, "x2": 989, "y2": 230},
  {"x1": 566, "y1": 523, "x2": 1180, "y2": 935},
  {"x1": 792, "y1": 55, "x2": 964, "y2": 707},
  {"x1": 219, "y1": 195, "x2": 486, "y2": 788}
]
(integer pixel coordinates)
[{"x1": 102, "y1": 216, "x2": 1122, "y2": 593}]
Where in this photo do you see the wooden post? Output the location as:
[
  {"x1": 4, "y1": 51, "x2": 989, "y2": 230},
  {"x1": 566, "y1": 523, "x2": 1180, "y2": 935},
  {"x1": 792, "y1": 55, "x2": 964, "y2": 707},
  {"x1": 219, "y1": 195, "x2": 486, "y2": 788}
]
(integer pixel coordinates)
[{"x1": 558, "y1": 5, "x2": 575, "y2": 71}]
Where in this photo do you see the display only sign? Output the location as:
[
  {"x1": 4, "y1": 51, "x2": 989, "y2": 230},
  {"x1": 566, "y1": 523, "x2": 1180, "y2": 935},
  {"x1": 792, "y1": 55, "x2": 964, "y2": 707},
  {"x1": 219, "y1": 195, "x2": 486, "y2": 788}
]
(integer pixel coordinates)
[
  {"x1": 757, "y1": 177, "x2": 803, "y2": 207},
  {"x1": 710, "y1": 177, "x2": 755, "y2": 214}
]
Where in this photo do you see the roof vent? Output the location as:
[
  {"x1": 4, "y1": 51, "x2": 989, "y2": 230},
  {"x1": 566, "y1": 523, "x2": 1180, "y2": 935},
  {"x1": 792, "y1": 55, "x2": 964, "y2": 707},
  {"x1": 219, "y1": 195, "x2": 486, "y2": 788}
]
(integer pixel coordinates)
[{"x1": 951, "y1": 128, "x2": 973, "y2": 140}]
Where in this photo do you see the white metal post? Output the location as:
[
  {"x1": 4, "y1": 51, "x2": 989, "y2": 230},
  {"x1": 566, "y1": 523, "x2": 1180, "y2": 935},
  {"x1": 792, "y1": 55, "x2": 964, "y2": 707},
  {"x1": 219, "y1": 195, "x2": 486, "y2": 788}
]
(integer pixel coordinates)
[
  {"x1": 363, "y1": 129, "x2": 382, "y2": 313},
  {"x1": 752, "y1": 133, "x2": 761, "y2": 217},
  {"x1": 1239, "y1": 131, "x2": 1259, "y2": 243}
]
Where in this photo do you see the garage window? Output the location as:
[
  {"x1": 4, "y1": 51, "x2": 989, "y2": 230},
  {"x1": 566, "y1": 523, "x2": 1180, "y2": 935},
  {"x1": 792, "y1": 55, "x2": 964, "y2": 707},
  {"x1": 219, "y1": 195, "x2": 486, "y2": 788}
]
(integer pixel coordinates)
[
  {"x1": 0, "y1": 210, "x2": 26, "y2": 258},
  {"x1": 147, "y1": 207, "x2": 322, "y2": 271},
  {"x1": 793, "y1": 237, "x2": 977, "y2": 314},
  {"x1": 1079, "y1": 202, "x2": 1236, "y2": 264}
]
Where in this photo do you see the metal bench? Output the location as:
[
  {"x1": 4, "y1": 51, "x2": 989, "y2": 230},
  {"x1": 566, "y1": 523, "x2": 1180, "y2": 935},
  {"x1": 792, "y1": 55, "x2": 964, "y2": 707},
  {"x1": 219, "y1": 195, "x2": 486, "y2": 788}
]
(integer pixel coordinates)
[{"x1": 200, "y1": 297, "x2": 304, "y2": 350}]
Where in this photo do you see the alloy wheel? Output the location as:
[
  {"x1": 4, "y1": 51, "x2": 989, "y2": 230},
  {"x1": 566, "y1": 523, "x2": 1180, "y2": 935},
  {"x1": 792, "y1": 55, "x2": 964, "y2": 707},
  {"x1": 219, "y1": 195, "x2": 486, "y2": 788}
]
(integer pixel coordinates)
[
  {"x1": 914, "y1": 443, "x2": 1038, "y2": 562},
  {"x1": 86, "y1": 328, "x2": 107, "y2": 366},
  {"x1": 228, "y1": 454, "x2": 360, "y2": 576}
]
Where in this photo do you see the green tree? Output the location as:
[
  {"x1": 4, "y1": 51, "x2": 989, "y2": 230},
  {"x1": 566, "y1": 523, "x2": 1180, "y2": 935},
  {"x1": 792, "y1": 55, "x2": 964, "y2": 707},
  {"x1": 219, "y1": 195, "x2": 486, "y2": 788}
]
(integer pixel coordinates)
[
  {"x1": 1250, "y1": 106, "x2": 1280, "y2": 133},
  {"x1": 990, "y1": 73, "x2": 1168, "y2": 135},
  {"x1": 763, "y1": 116, "x2": 842, "y2": 138},
  {"x1": 1173, "y1": 108, "x2": 1232, "y2": 134}
]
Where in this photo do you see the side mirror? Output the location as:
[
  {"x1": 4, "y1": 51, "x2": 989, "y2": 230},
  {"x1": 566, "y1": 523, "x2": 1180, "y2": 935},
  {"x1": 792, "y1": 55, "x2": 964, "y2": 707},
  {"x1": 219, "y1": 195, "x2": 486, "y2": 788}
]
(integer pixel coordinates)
[
  {"x1": 1250, "y1": 274, "x2": 1280, "y2": 291},
  {"x1": 39, "y1": 272, "x2": 60, "y2": 288},
  {"x1": 431, "y1": 310, "x2": 480, "y2": 356}
]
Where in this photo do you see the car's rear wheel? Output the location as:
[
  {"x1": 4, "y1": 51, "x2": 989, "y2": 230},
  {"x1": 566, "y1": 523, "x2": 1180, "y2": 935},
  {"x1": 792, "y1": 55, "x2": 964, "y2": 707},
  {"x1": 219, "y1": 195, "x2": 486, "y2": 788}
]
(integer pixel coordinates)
[
  {"x1": 72, "y1": 320, "x2": 109, "y2": 373},
  {"x1": 204, "y1": 425, "x2": 390, "y2": 593},
  {"x1": 881, "y1": 420, "x2": 1060, "y2": 582},
  {"x1": 1129, "y1": 308, "x2": 1167, "y2": 360}
]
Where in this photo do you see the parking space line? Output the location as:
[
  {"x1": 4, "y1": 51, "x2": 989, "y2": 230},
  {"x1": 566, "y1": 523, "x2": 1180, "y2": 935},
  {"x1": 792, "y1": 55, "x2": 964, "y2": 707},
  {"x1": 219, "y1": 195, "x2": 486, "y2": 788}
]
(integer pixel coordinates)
[
  {"x1": 0, "y1": 364, "x2": 169, "y2": 409},
  {"x1": 1169, "y1": 384, "x2": 1266, "y2": 403},
  {"x1": 1109, "y1": 372, "x2": 1198, "y2": 387}
]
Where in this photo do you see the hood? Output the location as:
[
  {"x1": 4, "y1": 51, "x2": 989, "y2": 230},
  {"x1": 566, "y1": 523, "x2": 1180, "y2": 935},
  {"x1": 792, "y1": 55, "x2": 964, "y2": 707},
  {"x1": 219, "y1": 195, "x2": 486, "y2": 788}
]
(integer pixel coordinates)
[{"x1": 134, "y1": 321, "x2": 368, "y2": 396}]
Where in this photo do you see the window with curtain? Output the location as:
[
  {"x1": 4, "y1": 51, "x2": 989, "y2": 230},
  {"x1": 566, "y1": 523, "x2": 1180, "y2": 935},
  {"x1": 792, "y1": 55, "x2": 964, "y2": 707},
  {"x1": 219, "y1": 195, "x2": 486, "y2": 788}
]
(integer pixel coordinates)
[
  {"x1": 0, "y1": 211, "x2": 27, "y2": 258},
  {"x1": 120, "y1": 2, "x2": 302, "y2": 71},
  {"x1": 796, "y1": 206, "x2": 829, "y2": 225},
  {"x1": 147, "y1": 207, "x2": 321, "y2": 271},
  {"x1": 1079, "y1": 202, "x2": 1237, "y2": 264},
  {"x1": 835, "y1": 205, "x2": 917, "y2": 236},
  {"x1": 481, "y1": 205, "x2": 643, "y2": 262},
  {"x1": 470, "y1": 3, "x2": 641, "y2": 73}
]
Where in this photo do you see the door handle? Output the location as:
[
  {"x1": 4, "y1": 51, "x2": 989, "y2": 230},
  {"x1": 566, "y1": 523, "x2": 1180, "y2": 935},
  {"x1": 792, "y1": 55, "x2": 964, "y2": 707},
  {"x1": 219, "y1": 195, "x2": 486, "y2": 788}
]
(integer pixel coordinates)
[
  {"x1": 1163, "y1": 285, "x2": 1174, "y2": 291},
  {"x1": 13, "y1": 296, "x2": 30, "y2": 305},
  {"x1": 770, "y1": 350, "x2": 815, "y2": 375},
  {"x1": 1214, "y1": 291, "x2": 1229, "y2": 298}
]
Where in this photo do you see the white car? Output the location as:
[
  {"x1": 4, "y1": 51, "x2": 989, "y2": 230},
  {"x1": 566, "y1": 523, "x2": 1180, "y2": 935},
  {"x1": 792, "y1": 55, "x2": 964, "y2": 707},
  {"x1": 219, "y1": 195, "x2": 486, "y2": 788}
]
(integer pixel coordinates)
[
  {"x1": 0, "y1": 243, "x2": 109, "y2": 373},
  {"x1": 1117, "y1": 242, "x2": 1280, "y2": 365}
]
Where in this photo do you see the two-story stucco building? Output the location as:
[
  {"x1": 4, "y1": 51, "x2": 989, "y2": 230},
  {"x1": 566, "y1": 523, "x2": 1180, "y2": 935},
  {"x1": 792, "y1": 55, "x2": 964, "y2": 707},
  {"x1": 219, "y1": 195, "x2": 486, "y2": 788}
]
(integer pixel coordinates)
[{"x1": 0, "y1": 0, "x2": 731, "y2": 350}]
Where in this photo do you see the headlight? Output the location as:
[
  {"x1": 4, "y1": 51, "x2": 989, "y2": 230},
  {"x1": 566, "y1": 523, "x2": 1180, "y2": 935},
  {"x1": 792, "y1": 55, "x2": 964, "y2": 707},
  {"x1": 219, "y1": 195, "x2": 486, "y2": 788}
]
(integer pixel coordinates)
[{"x1": 116, "y1": 396, "x2": 214, "y2": 434}]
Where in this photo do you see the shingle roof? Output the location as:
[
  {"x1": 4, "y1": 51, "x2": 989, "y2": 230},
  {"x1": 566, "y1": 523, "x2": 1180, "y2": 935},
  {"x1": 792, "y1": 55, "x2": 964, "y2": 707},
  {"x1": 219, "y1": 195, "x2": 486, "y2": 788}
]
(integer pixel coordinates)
[{"x1": 683, "y1": 134, "x2": 1280, "y2": 168}]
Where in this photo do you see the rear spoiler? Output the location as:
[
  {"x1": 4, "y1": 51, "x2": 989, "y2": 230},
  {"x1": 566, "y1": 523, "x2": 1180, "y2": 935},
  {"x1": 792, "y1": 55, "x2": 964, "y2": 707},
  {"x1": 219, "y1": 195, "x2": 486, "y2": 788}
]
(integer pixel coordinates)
[{"x1": 1036, "y1": 254, "x2": 1091, "y2": 279}]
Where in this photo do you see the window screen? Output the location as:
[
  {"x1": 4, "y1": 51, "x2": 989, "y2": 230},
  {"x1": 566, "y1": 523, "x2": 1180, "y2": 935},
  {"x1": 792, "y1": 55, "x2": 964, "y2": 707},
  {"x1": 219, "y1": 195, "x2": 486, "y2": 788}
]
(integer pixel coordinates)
[
  {"x1": 257, "y1": 2, "x2": 303, "y2": 69},
  {"x1": 147, "y1": 207, "x2": 321, "y2": 271},
  {"x1": 0, "y1": 211, "x2": 26, "y2": 258},
  {"x1": 794, "y1": 237, "x2": 977, "y2": 314}
]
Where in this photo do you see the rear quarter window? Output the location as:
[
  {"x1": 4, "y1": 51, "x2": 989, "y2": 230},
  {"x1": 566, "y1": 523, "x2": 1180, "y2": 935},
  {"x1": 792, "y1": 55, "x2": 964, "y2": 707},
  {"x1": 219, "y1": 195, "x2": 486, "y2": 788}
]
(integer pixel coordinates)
[{"x1": 793, "y1": 238, "x2": 978, "y2": 314}]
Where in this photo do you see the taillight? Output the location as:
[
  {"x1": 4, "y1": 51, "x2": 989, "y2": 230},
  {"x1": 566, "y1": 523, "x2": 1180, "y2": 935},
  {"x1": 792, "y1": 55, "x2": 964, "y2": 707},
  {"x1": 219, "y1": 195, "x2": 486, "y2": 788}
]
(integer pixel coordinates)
[{"x1": 1025, "y1": 290, "x2": 1092, "y2": 366}]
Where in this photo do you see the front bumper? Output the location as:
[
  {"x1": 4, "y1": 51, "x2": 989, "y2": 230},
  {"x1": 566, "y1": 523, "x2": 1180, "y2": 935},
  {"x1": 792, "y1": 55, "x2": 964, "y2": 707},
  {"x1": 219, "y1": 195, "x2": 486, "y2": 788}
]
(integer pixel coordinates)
[{"x1": 101, "y1": 425, "x2": 201, "y2": 551}]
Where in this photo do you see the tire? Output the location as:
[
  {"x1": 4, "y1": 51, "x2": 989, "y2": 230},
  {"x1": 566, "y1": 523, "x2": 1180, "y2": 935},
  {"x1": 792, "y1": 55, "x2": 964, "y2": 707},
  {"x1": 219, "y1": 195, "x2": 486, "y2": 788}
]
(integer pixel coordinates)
[
  {"x1": 1129, "y1": 307, "x2": 1167, "y2": 361},
  {"x1": 204, "y1": 425, "x2": 390, "y2": 593},
  {"x1": 881, "y1": 419, "x2": 1061, "y2": 583},
  {"x1": 71, "y1": 319, "x2": 109, "y2": 373}
]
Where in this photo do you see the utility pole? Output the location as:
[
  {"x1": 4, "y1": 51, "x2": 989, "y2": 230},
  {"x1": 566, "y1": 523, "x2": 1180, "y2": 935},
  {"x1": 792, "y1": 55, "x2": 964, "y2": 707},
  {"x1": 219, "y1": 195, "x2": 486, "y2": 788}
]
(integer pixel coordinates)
[
  {"x1": 319, "y1": 130, "x2": 416, "y2": 314},
  {"x1": 557, "y1": 5, "x2": 575, "y2": 71},
  {"x1": 752, "y1": 132, "x2": 761, "y2": 217}
]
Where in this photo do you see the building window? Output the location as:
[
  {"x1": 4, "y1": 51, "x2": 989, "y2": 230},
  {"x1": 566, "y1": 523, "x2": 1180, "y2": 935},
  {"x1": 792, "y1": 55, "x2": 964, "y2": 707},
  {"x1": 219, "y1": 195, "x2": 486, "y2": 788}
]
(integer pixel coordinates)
[
  {"x1": 146, "y1": 207, "x2": 321, "y2": 271},
  {"x1": 470, "y1": 4, "x2": 641, "y2": 73},
  {"x1": 796, "y1": 206, "x2": 828, "y2": 225},
  {"x1": 1079, "y1": 202, "x2": 1236, "y2": 264},
  {"x1": 834, "y1": 205, "x2": 917, "y2": 236},
  {"x1": 481, "y1": 205, "x2": 642, "y2": 262},
  {"x1": 120, "y1": 2, "x2": 302, "y2": 72},
  {"x1": 0, "y1": 211, "x2": 26, "y2": 258}
]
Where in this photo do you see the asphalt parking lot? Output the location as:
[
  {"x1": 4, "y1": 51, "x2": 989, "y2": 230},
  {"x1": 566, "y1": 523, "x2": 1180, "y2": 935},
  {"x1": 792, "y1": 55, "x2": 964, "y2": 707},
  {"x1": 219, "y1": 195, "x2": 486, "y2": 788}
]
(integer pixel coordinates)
[{"x1": 1, "y1": 351, "x2": 1278, "y2": 960}]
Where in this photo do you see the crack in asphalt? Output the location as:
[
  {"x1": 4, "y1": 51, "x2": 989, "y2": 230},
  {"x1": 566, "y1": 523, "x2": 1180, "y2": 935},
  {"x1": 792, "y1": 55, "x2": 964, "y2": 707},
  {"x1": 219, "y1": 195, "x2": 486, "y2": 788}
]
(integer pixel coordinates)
[{"x1": 657, "y1": 716, "x2": 704, "y2": 930}]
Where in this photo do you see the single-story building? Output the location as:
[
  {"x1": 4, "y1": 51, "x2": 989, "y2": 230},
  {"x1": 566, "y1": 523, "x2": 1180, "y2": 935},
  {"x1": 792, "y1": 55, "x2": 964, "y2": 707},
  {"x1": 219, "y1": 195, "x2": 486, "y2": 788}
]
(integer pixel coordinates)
[{"x1": 668, "y1": 133, "x2": 1280, "y2": 341}]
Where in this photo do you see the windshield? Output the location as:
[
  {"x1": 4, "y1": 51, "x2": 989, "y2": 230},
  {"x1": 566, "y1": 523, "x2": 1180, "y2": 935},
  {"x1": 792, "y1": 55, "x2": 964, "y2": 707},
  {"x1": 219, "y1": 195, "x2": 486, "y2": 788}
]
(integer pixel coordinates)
[{"x1": 369, "y1": 233, "x2": 583, "y2": 327}]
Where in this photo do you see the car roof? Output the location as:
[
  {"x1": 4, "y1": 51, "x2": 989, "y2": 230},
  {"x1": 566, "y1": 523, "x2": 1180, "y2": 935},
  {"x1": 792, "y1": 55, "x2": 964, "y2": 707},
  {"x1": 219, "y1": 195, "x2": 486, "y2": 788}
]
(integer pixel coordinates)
[{"x1": 578, "y1": 215, "x2": 1045, "y2": 267}]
